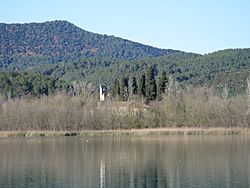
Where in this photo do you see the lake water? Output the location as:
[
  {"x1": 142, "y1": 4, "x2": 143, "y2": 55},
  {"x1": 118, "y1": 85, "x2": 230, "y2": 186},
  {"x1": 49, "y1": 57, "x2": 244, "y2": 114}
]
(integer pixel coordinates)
[{"x1": 0, "y1": 136, "x2": 249, "y2": 188}]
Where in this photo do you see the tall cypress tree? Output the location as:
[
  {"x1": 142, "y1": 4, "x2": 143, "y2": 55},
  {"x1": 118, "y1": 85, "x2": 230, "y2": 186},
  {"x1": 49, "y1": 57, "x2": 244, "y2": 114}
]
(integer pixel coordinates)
[
  {"x1": 128, "y1": 76, "x2": 138, "y2": 100},
  {"x1": 111, "y1": 79, "x2": 120, "y2": 99},
  {"x1": 146, "y1": 65, "x2": 157, "y2": 101},
  {"x1": 138, "y1": 72, "x2": 146, "y2": 98},
  {"x1": 131, "y1": 76, "x2": 138, "y2": 95},
  {"x1": 157, "y1": 70, "x2": 168, "y2": 100},
  {"x1": 119, "y1": 76, "x2": 128, "y2": 101}
]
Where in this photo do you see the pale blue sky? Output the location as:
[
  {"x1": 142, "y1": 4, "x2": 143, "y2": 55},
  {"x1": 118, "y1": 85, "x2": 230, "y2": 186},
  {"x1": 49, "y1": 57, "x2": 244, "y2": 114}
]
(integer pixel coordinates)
[{"x1": 1, "y1": 0, "x2": 249, "y2": 54}]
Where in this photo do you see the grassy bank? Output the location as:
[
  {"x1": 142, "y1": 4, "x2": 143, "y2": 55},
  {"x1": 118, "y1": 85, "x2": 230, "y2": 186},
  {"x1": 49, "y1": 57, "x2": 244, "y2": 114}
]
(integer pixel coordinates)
[{"x1": 0, "y1": 128, "x2": 249, "y2": 138}]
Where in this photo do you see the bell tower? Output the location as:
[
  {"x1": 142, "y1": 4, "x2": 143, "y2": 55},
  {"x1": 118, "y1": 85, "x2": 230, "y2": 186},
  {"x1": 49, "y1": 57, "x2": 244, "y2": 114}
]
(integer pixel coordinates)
[{"x1": 99, "y1": 84, "x2": 107, "y2": 101}]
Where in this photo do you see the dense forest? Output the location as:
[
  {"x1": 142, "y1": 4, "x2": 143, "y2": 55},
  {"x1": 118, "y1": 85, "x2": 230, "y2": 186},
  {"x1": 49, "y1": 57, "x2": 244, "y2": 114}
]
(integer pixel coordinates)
[
  {"x1": 100, "y1": 48, "x2": 250, "y2": 95},
  {"x1": 0, "y1": 20, "x2": 178, "y2": 70},
  {"x1": 0, "y1": 20, "x2": 250, "y2": 97},
  {"x1": 0, "y1": 72, "x2": 69, "y2": 98},
  {"x1": 28, "y1": 49, "x2": 250, "y2": 96},
  {"x1": 1, "y1": 49, "x2": 250, "y2": 96}
]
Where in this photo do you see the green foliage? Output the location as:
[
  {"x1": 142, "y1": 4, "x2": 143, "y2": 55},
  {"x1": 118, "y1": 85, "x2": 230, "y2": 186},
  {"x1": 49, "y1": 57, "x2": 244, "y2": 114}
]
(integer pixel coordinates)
[
  {"x1": 0, "y1": 72, "x2": 68, "y2": 98},
  {"x1": 119, "y1": 76, "x2": 128, "y2": 101},
  {"x1": 130, "y1": 76, "x2": 138, "y2": 96},
  {"x1": 146, "y1": 65, "x2": 157, "y2": 101},
  {"x1": 111, "y1": 76, "x2": 139, "y2": 101},
  {"x1": 0, "y1": 20, "x2": 178, "y2": 70},
  {"x1": 3, "y1": 48, "x2": 249, "y2": 97},
  {"x1": 110, "y1": 79, "x2": 120, "y2": 99},
  {"x1": 0, "y1": 20, "x2": 249, "y2": 96},
  {"x1": 66, "y1": 49, "x2": 250, "y2": 96},
  {"x1": 138, "y1": 72, "x2": 146, "y2": 98},
  {"x1": 157, "y1": 70, "x2": 168, "y2": 100}
]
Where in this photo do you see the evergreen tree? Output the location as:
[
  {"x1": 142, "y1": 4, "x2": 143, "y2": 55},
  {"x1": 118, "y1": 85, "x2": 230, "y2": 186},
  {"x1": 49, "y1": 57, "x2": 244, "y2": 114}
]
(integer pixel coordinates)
[
  {"x1": 146, "y1": 65, "x2": 157, "y2": 101},
  {"x1": 0, "y1": 72, "x2": 67, "y2": 98},
  {"x1": 131, "y1": 76, "x2": 138, "y2": 95},
  {"x1": 138, "y1": 72, "x2": 146, "y2": 98},
  {"x1": 111, "y1": 79, "x2": 120, "y2": 99},
  {"x1": 119, "y1": 76, "x2": 128, "y2": 101},
  {"x1": 157, "y1": 70, "x2": 168, "y2": 100}
]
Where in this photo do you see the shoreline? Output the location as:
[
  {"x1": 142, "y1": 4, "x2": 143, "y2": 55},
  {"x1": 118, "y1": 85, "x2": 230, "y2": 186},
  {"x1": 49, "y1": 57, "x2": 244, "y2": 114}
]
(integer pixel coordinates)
[{"x1": 0, "y1": 127, "x2": 249, "y2": 138}]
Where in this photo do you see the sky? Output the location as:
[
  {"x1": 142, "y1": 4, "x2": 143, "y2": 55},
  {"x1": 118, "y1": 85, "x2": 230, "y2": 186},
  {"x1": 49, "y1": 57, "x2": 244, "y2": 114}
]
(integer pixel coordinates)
[{"x1": 0, "y1": 0, "x2": 249, "y2": 54}]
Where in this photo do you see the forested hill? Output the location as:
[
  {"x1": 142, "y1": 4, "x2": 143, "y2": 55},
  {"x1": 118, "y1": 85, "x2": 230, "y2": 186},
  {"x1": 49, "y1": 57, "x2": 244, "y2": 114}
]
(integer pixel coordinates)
[
  {"x1": 0, "y1": 20, "x2": 250, "y2": 96},
  {"x1": 31, "y1": 48, "x2": 250, "y2": 95},
  {"x1": 0, "y1": 20, "x2": 179, "y2": 69}
]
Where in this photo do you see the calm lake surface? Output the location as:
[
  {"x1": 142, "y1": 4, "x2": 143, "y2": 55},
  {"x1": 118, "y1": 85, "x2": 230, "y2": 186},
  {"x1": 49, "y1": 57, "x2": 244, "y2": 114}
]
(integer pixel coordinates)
[{"x1": 0, "y1": 136, "x2": 250, "y2": 188}]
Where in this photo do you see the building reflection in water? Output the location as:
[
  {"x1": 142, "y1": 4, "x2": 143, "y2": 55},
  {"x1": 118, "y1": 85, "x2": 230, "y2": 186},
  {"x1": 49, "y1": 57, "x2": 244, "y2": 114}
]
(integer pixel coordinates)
[
  {"x1": 0, "y1": 136, "x2": 250, "y2": 188},
  {"x1": 100, "y1": 160, "x2": 105, "y2": 188}
]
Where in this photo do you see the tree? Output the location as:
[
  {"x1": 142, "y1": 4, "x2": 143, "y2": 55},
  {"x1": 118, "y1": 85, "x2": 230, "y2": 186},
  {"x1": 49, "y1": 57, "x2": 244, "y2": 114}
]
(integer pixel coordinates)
[
  {"x1": 138, "y1": 72, "x2": 146, "y2": 98},
  {"x1": 157, "y1": 70, "x2": 168, "y2": 100},
  {"x1": 146, "y1": 65, "x2": 157, "y2": 101},
  {"x1": 129, "y1": 76, "x2": 138, "y2": 97},
  {"x1": 0, "y1": 72, "x2": 68, "y2": 98},
  {"x1": 119, "y1": 76, "x2": 128, "y2": 101},
  {"x1": 110, "y1": 79, "x2": 120, "y2": 99}
]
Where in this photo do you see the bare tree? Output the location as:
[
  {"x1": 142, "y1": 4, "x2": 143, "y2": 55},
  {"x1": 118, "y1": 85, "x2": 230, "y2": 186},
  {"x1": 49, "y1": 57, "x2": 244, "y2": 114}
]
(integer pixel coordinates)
[{"x1": 68, "y1": 81, "x2": 95, "y2": 97}]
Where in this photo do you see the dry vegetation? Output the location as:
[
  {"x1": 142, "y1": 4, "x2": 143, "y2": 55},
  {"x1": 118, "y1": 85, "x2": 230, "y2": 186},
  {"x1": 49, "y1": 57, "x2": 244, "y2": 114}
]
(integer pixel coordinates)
[{"x1": 0, "y1": 85, "x2": 250, "y2": 132}]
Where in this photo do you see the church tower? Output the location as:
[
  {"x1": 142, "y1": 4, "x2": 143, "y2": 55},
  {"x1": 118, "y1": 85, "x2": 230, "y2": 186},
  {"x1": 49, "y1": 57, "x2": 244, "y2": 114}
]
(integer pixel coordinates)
[{"x1": 99, "y1": 84, "x2": 107, "y2": 101}]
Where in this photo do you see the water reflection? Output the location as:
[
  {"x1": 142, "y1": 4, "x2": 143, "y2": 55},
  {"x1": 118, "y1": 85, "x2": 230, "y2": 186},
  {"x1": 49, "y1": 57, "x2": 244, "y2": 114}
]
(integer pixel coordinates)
[
  {"x1": 0, "y1": 136, "x2": 249, "y2": 187},
  {"x1": 100, "y1": 160, "x2": 105, "y2": 188}
]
